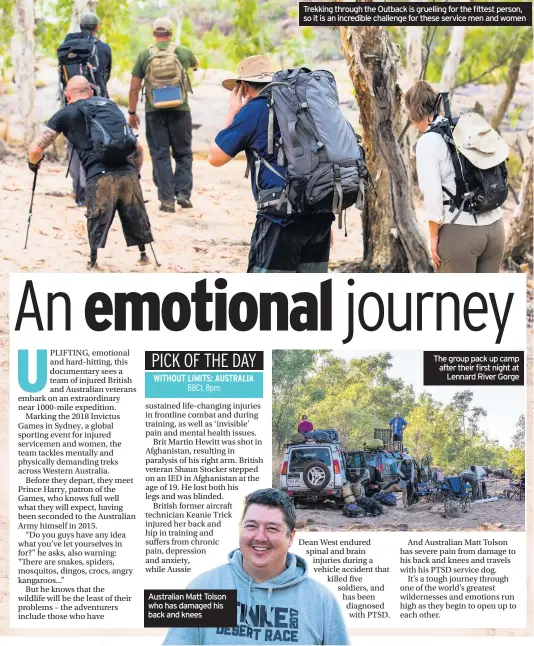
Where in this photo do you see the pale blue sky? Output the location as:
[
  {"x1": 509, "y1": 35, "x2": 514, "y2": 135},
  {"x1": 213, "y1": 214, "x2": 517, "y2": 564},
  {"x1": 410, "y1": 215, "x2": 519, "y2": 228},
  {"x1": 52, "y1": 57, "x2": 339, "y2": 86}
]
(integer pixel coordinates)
[{"x1": 334, "y1": 350, "x2": 525, "y2": 448}]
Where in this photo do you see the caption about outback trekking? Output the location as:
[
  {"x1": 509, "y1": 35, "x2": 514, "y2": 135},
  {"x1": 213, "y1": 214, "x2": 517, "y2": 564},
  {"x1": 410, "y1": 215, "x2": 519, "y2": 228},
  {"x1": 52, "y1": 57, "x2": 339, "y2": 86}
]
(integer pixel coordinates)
[{"x1": 299, "y1": 3, "x2": 533, "y2": 26}]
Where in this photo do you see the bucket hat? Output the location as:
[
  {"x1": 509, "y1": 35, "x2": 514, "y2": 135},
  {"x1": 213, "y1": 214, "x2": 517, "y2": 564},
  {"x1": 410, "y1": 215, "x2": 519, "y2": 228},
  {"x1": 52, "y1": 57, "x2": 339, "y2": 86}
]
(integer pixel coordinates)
[
  {"x1": 453, "y1": 112, "x2": 509, "y2": 170},
  {"x1": 222, "y1": 55, "x2": 273, "y2": 91}
]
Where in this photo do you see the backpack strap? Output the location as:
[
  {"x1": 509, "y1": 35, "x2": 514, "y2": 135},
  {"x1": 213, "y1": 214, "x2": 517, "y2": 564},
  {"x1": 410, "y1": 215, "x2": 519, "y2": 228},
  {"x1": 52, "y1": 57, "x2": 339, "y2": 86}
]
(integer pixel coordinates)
[
  {"x1": 257, "y1": 82, "x2": 290, "y2": 156},
  {"x1": 249, "y1": 149, "x2": 291, "y2": 215},
  {"x1": 427, "y1": 118, "x2": 476, "y2": 222},
  {"x1": 332, "y1": 162, "x2": 343, "y2": 220}
]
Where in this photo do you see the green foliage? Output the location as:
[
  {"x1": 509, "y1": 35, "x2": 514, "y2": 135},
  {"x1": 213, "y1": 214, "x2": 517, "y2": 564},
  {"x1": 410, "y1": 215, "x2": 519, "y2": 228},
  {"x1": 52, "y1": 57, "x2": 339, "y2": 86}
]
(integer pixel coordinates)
[
  {"x1": 0, "y1": 0, "x2": 14, "y2": 62},
  {"x1": 508, "y1": 448, "x2": 525, "y2": 477},
  {"x1": 425, "y1": 24, "x2": 533, "y2": 88},
  {"x1": 507, "y1": 153, "x2": 523, "y2": 189},
  {"x1": 508, "y1": 104, "x2": 525, "y2": 129},
  {"x1": 272, "y1": 352, "x2": 513, "y2": 475},
  {"x1": 272, "y1": 350, "x2": 317, "y2": 449},
  {"x1": 221, "y1": 0, "x2": 274, "y2": 63}
]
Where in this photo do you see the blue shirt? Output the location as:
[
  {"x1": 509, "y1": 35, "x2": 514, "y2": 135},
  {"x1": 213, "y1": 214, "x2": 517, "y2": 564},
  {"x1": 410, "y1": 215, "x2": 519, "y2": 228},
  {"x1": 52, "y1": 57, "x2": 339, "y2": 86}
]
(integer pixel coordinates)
[
  {"x1": 215, "y1": 96, "x2": 289, "y2": 224},
  {"x1": 389, "y1": 417, "x2": 407, "y2": 435}
]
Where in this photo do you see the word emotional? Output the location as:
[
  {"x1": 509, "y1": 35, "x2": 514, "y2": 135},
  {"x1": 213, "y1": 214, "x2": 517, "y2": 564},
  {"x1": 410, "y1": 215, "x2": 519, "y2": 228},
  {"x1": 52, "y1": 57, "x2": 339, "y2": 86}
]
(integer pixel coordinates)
[{"x1": 15, "y1": 279, "x2": 514, "y2": 344}]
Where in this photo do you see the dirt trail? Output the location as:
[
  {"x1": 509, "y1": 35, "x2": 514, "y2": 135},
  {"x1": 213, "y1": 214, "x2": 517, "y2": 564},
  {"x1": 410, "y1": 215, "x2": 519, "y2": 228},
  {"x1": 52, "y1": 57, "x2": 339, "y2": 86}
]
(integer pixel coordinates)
[
  {"x1": 0, "y1": 155, "x2": 365, "y2": 274},
  {"x1": 294, "y1": 480, "x2": 525, "y2": 532}
]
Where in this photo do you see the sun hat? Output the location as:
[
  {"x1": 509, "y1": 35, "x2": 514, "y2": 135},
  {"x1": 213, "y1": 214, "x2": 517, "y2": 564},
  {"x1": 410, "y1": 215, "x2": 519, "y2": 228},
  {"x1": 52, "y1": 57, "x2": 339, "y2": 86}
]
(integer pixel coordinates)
[
  {"x1": 153, "y1": 17, "x2": 173, "y2": 33},
  {"x1": 453, "y1": 112, "x2": 509, "y2": 170},
  {"x1": 222, "y1": 55, "x2": 273, "y2": 91}
]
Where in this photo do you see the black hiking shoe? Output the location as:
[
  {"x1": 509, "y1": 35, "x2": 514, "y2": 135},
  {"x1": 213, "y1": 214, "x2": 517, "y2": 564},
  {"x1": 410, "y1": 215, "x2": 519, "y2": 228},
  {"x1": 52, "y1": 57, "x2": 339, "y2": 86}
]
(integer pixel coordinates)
[
  {"x1": 138, "y1": 253, "x2": 150, "y2": 265},
  {"x1": 176, "y1": 194, "x2": 193, "y2": 209},
  {"x1": 160, "y1": 200, "x2": 175, "y2": 213}
]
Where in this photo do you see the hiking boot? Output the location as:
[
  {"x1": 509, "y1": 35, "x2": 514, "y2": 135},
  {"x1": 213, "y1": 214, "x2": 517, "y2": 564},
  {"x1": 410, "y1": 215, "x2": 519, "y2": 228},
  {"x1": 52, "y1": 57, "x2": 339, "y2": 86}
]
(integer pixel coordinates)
[
  {"x1": 159, "y1": 200, "x2": 175, "y2": 213},
  {"x1": 87, "y1": 261, "x2": 99, "y2": 271},
  {"x1": 176, "y1": 194, "x2": 193, "y2": 209},
  {"x1": 138, "y1": 253, "x2": 150, "y2": 266}
]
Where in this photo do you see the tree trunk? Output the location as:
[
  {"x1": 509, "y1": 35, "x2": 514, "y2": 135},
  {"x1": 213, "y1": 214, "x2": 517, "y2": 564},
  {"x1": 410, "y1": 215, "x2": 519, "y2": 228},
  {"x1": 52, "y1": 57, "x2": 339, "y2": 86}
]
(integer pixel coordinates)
[
  {"x1": 169, "y1": 0, "x2": 185, "y2": 43},
  {"x1": 502, "y1": 124, "x2": 533, "y2": 271},
  {"x1": 405, "y1": 27, "x2": 423, "y2": 86},
  {"x1": 11, "y1": 0, "x2": 37, "y2": 147},
  {"x1": 339, "y1": 26, "x2": 433, "y2": 272},
  {"x1": 69, "y1": 0, "x2": 98, "y2": 34},
  {"x1": 404, "y1": 27, "x2": 424, "y2": 188},
  {"x1": 440, "y1": 27, "x2": 466, "y2": 95},
  {"x1": 491, "y1": 28, "x2": 532, "y2": 133}
]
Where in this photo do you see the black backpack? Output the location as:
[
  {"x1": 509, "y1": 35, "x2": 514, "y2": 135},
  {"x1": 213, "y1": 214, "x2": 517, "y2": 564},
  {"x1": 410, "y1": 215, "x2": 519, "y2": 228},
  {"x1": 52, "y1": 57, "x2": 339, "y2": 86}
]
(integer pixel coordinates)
[
  {"x1": 342, "y1": 503, "x2": 365, "y2": 518},
  {"x1": 57, "y1": 32, "x2": 107, "y2": 101},
  {"x1": 77, "y1": 97, "x2": 137, "y2": 166},
  {"x1": 427, "y1": 93, "x2": 518, "y2": 223}
]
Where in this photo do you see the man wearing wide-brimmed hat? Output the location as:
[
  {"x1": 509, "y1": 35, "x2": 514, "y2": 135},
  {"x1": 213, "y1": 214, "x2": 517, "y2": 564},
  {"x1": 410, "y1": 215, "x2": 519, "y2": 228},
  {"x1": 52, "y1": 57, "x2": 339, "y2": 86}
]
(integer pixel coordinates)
[
  {"x1": 129, "y1": 18, "x2": 198, "y2": 213},
  {"x1": 208, "y1": 55, "x2": 334, "y2": 273},
  {"x1": 405, "y1": 80, "x2": 506, "y2": 273}
]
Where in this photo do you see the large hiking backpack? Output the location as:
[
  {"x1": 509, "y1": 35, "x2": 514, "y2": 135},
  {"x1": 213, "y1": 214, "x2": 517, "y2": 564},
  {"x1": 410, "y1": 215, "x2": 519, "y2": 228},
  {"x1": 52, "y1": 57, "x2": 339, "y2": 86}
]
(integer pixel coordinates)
[
  {"x1": 144, "y1": 42, "x2": 187, "y2": 109},
  {"x1": 426, "y1": 93, "x2": 518, "y2": 223},
  {"x1": 77, "y1": 97, "x2": 137, "y2": 166},
  {"x1": 252, "y1": 67, "x2": 369, "y2": 229},
  {"x1": 57, "y1": 32, "x2": 106, "y2": 101}
]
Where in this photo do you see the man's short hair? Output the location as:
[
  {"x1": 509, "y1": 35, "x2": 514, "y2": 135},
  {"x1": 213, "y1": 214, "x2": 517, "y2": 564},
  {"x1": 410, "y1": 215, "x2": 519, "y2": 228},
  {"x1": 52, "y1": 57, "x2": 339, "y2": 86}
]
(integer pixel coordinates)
[
  {"x1": 80, "y1": 12, "x2": 99, "y2": 30},
  {"x1": 405, "y1": 80, "x2": 438, "y2": 123},
  {"x1": 241, "y1": 488, "x2": 296, "y2": 535},
  {"x1": 301, "y1": 415, "x2": 307, "y2": 420}
]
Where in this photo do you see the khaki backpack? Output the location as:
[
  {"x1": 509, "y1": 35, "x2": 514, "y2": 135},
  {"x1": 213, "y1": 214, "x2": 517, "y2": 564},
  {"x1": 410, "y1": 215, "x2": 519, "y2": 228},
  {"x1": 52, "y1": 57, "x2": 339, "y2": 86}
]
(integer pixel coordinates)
[{"x1": 144, "y1": 42, "x2": 186, "y2": 109}]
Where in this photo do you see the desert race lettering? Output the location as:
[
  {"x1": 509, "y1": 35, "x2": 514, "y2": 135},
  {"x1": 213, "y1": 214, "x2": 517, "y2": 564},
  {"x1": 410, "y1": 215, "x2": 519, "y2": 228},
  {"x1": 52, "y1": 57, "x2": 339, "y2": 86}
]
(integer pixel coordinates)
[{"x1": 215, "y1": 602, "x2": 299, "y2": 642}]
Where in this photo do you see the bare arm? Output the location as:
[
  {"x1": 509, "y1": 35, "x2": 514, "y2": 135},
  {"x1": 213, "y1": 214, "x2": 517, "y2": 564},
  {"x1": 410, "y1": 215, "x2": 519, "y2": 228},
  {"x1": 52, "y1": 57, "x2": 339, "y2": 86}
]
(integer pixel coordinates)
[
  {"x1": 428, "y1": 220, "x2": 441, "y2": 269},
  {"x1": 128, "y1": 76, "x2": 142, "y2": 129},
  {"x1": 28, "y1": 128, "x2": 60, "y2": 164},
  {"x1": 207, "y1": 142, "x2": 232, "y2": 167},
  {"x1": 128, "y1": 76, "x2": 142, "y2": 113},
  {"x1": 130, "y1": 140, "x2": 144, "y2": 175}
]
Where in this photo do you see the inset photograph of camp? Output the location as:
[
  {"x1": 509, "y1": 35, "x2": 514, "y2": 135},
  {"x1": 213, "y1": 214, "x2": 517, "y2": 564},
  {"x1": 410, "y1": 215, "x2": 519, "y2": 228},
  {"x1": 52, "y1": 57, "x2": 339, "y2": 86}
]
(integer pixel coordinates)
[
  {"x1": 272, "y1": 350, "x2": 526, "y2": 532},
  {"x1": 1, "y1": 6, "x2": 531, "y2": 273}
]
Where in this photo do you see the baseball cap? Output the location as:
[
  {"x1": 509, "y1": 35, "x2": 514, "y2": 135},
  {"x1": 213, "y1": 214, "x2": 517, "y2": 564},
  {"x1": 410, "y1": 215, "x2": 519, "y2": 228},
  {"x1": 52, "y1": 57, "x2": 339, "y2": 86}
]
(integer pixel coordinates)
[{"x1": 153, "y1": 17, "x2": 173, "y2": 33}]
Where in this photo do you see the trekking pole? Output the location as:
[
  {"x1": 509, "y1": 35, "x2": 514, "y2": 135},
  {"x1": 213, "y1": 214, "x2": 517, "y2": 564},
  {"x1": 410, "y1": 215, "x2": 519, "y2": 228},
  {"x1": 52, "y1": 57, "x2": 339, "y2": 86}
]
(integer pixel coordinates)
[
  {"x1": 24, "y1": 169, "x2": 39, "y2": 250},
  {"x1": 149, "y1": 243, "x2": 161, "y2": 267}
]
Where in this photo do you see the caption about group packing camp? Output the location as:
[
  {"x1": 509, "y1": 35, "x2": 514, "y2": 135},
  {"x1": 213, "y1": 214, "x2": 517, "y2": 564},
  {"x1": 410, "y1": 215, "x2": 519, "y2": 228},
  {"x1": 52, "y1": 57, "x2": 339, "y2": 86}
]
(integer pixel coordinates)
[{"x1": 299, "y1": 2, "x2": 533, "y2": 26}]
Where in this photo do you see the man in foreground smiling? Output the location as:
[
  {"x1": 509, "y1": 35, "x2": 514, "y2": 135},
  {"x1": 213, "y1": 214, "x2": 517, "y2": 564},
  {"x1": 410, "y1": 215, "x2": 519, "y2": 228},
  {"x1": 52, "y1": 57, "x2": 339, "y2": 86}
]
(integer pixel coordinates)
[{"x1": 163, "y1": 488, "x2": 350, "y2": 645}]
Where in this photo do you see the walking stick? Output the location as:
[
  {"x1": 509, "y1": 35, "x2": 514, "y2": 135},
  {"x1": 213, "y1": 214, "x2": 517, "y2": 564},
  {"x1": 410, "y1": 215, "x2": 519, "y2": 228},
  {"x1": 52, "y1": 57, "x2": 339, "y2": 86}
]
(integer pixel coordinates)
[
  {"x1": 24, "y1": 169, "x2": 39, "y2": 250},
  {"x1": 150, "y1": 243, "x2": 161, "y2": 267}
]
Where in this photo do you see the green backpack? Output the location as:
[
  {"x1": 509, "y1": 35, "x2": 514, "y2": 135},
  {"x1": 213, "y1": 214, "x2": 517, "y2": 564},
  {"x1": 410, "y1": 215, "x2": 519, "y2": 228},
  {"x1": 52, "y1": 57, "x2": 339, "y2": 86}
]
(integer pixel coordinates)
[{"x1": 144, "y1": 42, "x2": 186, "y2": 109}]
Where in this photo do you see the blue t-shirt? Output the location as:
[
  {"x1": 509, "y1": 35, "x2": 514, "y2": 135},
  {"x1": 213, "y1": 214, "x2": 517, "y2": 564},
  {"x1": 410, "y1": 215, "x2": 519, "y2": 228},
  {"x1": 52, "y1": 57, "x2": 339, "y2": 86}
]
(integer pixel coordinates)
[
  {"x1": 215, "y1": 96, "x2": 288, "y2": 224},
  {"x1": 389, "y1": 417, "x2": 407, "y2": 435}
]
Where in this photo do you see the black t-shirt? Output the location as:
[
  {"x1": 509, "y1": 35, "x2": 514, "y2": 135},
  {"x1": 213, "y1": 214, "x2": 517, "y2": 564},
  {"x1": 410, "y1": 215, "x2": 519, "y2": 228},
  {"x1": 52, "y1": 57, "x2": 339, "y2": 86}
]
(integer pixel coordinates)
[{"x1": 47, "y1": 100, "x2": 134, "y2": 182}]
